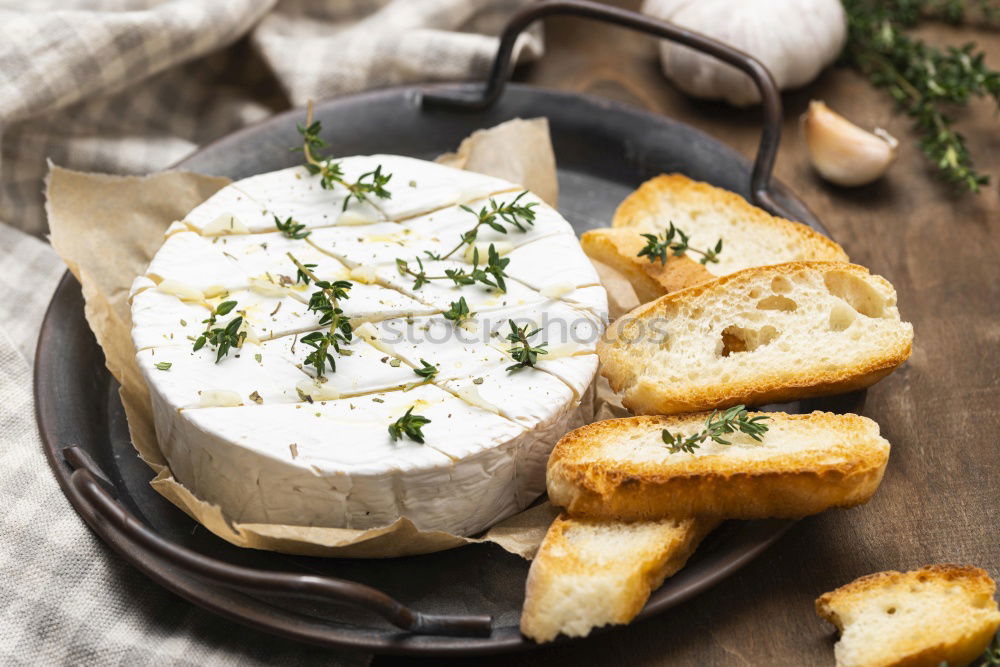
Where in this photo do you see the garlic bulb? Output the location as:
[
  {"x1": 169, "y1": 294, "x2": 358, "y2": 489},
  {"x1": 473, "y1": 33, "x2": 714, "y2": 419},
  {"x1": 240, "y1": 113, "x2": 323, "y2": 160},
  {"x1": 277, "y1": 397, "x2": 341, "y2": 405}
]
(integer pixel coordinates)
[
  {"x1": 803, "y1": 100, "x2": 898, "y2": 187},
  {"x1": 642, "y1": 0, "x2": 847, "y2": 106}
]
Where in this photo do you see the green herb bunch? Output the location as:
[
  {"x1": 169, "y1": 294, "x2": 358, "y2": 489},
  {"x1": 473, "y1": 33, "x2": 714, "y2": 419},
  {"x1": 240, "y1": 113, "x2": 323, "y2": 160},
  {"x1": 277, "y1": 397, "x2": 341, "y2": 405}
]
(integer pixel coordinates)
[{"x1": 842, "y1": 0, "x2": 1000, "y2": 192}]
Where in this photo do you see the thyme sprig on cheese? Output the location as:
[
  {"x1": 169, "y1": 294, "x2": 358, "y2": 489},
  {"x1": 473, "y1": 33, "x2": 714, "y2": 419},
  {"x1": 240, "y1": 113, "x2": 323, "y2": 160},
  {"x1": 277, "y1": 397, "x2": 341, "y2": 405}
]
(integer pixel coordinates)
[
  {"x1": 274, "y1": 215, "x2": 309, "y2": 239},
  {"x1": 443, "y1": 296, "x2": 473, "y2": 324},
  {"x1": 388, "y1": 407, "x2": 431, "y2": 443},
  {"x1": 637, "y1": 222, "x2": 722, "y2": 266},
  {"x1": 192, "y1": 300, "x2": 245, "y2": 362},
  {"x1": 413, "y1": 359, "x2": 439, "y2": 382},
  {"x1": 296, "y1": 102, "x2": 393, "y2": 211},
  {"x1": 505, "y1": 319, "x2": 548, "y2": 372},
  {"x1": 428, "y1": 191, "x2": 538, "y2": 261},
  {"x1": 396, "y1": 244, "x2": 510, "y2": 292},
  {"x1": 661, "y1": 405, "x2": 771, "y2": 454},
  {"x1": 287, "y1": 252, "x2": 353, "y2": 378}
]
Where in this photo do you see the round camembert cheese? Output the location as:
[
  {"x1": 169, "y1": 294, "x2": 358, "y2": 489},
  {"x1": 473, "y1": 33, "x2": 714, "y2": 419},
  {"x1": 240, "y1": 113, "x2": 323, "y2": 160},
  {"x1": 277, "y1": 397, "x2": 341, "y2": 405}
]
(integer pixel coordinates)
[{"x1": 131, "y1": 155, "x2": 608, "y2": 536}]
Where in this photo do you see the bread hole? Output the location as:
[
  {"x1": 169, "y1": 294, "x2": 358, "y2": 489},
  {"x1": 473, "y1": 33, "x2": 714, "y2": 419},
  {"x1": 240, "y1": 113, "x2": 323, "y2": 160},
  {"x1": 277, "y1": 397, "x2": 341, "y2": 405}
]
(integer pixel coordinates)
[
  {"x1": 828, "y1": 301, "x2": 857, "y2": 332},
  {"x1": 720, "y1": 324, "x2": 779, "y2": 356},
  {"x1": 757, "y1": 295, "x2": 797, "y2": 312},
  {"x1": 748, "y1": 288, "x2": 763, "y2": 299},
  {"x1": 771, "y1": 276, "x2": 792, "y2": 294},
  {"x1": 823, "y1": 271, "x2": 888, "y2": 318},
  {"x1": 886, "y1": 606, "x2": 897, "y2": 615}
]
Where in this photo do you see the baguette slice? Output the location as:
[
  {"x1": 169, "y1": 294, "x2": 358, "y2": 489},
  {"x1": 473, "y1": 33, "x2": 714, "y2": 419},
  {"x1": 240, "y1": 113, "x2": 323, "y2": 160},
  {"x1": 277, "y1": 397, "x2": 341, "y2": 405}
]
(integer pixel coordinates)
[
  {"x1": 581, "y1": 227, "x2": 713, "y2": 302},
  {"x1": 816, "y1": 565, "x2": 1000, "y2": 667},
  {"x1": 520, "y1": 513, "x2": 718, "y2": 642},
  {"x1": 598, "y1": 262, "x2": 913, "y2": 415},
  {"x1": 613, "y1": 173, "x2": 849, "y2": 276},
  {"x1": 547, "y1": 411, "x2": 889, "y2": 521}
]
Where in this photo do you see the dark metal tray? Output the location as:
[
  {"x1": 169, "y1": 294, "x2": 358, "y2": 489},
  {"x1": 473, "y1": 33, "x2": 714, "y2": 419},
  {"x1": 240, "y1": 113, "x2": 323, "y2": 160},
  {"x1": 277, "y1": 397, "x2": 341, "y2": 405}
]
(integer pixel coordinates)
[{"x1": 35, "y1": 0, "x2": 847, "y2": 656}]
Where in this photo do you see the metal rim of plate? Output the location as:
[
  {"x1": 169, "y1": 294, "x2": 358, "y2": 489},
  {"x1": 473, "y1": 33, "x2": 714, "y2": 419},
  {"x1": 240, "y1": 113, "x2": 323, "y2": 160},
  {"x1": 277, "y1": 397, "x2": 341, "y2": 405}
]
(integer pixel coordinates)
[{"x1": 32, "y1": 0, "x2": 853, "y2": 656}]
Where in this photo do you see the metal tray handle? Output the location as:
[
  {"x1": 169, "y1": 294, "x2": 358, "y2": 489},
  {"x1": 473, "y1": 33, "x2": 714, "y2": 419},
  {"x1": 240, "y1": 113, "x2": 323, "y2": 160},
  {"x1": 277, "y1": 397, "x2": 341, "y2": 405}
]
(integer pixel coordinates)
[
  {"x1": 423, "y1": 0, "x2": 794, "y2": 220},
  {"x1": 62, "y1": 446, "x2": 492, "y2": 638}
]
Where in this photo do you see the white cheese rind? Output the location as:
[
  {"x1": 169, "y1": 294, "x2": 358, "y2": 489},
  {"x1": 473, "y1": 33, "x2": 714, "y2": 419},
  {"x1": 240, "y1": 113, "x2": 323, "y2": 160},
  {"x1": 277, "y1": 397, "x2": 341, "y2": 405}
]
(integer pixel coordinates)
[
  {"x1": 134, "y1": 156, "x2": 608, "y2": 537},
  {"x1": 165, "y1": 385, "x2": 545, "y2": 534}
]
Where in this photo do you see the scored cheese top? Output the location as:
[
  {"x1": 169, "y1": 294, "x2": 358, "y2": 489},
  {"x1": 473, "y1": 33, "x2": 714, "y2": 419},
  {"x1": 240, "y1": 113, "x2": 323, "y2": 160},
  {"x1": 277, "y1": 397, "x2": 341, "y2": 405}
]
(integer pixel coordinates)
[{"x1": 132, "y1": 154, "x2": 608, "y2": 536}]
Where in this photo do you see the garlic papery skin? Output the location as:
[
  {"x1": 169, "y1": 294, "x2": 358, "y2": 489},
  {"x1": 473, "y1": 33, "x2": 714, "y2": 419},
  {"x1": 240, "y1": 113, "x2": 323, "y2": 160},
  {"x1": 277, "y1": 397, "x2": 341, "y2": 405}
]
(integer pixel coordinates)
[
  {"x1": 642, "y1": 0, "x2": 847, "y2": 107},
  {"x1": 803, "y1": 101, "x2": 898, "y2": 187}
]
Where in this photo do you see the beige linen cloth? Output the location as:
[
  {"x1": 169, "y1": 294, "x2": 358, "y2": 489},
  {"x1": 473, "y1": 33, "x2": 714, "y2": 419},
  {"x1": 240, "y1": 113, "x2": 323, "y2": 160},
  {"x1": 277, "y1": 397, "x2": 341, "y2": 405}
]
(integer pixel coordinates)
[{"x1": 0, "y1": 1, "x2": 542, "y2": 663}]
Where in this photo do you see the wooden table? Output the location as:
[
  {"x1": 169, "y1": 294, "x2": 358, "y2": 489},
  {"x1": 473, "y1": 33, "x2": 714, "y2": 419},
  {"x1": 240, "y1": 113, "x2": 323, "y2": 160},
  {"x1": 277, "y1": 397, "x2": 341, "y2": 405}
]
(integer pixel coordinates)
[{"x1": 379, "y1": 1, "x2": 1000, "y2": 665}]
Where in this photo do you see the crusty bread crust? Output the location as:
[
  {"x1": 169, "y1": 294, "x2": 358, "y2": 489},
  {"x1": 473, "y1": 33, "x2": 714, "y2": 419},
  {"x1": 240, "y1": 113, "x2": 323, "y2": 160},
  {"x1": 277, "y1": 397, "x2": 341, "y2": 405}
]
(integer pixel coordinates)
[
  {"x1": 598, "y1": 262, "x2": 913, "y2": 416},
  {"x1": 612, "y1": 173, "x2": 849, "y2": 266},
  {"x1": 547, "y1": 411, "x2": 890, "y2": 521},
  {"x1": 520, "y1": 513, "x2": 718, "y2": 642},
  {"x1": 816, "y1": 564, "x2": 1000, "y2": 667},
  {"x1": 580, "y1": 228, "x2": 713, "y2": 302}
]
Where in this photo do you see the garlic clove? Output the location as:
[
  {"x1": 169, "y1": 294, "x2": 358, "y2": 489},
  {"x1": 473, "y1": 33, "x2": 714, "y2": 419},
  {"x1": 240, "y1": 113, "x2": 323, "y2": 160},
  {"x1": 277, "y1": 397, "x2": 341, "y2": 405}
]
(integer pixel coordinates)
[{"x1": 803, "y1": 100, "x2": 898, "y2": 187}]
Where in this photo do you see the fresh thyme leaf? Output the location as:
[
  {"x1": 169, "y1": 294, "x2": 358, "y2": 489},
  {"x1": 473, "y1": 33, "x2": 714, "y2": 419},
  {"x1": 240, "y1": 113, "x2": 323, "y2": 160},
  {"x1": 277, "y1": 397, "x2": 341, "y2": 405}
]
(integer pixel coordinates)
[
  {"x1": 661, "y1": 405, "x2": 772, "y2": 454},
  {"x1": 842, "y1": 0, "x2": 999, "y2": 192},
  {"x1": 388, "y1": 407, "x2": 431, "y2": 443},
  {"x1": 274, "y1": 215, "x2": 310, "y2": 239},
  {"x1": 505, "y1": 319, "x2": 548, "y2": 372},
  {"x1": 215, "y1": 300, "x2": 238, "y2": 316},
  {"x1": 154, "y1": 362, "x2": 172, "y2": 371},
  {"x1": 192, "y1": 301, "x2": 245, "y2": 362},
  {"x1": 437, "y1": 191, "x2": 537, "y2": 261},
  {"x1": 413, "y1": 359, "x2": 439, "y2": 382},
  {"x1": 295, "y1": 101, "x2": 393, "y2": 207},
  {"x1": 443, "y1": 296, "x2": 473, "y2": 324},
  {"x1": 637, "y1": 222, "x2": 722, "y2": 266}
]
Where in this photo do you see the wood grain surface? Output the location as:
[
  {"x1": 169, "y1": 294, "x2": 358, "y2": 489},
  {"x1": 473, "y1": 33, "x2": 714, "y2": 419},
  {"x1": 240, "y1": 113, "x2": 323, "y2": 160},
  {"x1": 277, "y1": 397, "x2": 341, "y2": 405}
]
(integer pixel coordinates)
[{"x1": 377, "y1": 1, "x2": 1000, "y2": 665}]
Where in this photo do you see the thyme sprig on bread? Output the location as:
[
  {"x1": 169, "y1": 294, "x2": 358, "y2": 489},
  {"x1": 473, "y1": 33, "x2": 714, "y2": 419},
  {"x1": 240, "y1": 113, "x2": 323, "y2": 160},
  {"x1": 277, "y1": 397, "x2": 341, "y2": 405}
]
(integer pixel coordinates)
[
  {"x1": 662, "y1": 404, "x2": 771, "y2": 454},
  {"x1": 637, "y1": 221, "x2": 722, "y2": 266}
]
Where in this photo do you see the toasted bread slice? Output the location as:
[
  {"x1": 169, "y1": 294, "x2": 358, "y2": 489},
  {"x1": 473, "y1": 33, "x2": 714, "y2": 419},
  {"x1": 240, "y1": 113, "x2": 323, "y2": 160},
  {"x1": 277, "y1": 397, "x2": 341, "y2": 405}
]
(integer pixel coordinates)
[
  {"x1": 598, "y1": 262, "x2": 913, "y2": 415},
  {"x1": 547, "y1": 411, "x2": 889, "y2": 521},
  {"x1": 520, "y1": 513, "x2": 718, "y2": 642},
  {"x1": 613, "y1": 173, "x2": 849, "y2": 276},
  {"x1": 816, "y1": 565, "x2": 1000, "y2": 667},
  {"x1": 581, "y1": 227, "x2": 713, "y2": 302}
]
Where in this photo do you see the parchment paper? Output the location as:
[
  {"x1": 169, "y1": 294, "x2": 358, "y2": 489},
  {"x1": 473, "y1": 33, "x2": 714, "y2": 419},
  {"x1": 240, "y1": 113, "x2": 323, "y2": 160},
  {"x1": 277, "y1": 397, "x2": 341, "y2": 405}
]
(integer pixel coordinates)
[{"x1": 46, "y1": 117, "x2": 630, "y2": 559}]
